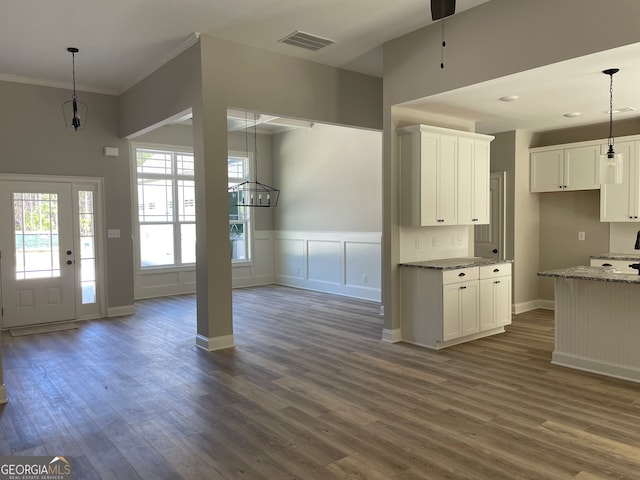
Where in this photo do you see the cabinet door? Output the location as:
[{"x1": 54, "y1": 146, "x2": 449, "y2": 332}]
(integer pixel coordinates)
[
  {"x1": 601, "y1": 141, "x2": 636, "y2": 221},
  {"x1": 494, "y1": 276, "x2": 512, "y2": 327},
  {"x1": 459, "y1": 282, "x2": 479, "y2": 336},
  {"x1": 457, "y1": 137, "x2": 474, "y2": 224},
  {"x1": 443, "y1": 281, "x2": 478, "y2": 340},
  {"x1": 472, "y1": 140, "x2": 490, "y2": 224},
  {"x1": 564, "y1": 145, "x2": 601, "y2": 191},
  {"x1": 443, "y1": 283, "x2": 462, "y2": 341},
  {"x1": 437, "y1": 134, "x2": 458, "y2": 224},
  {"x1": 479, "y1": 278, "x2": 496, "y2": 330},
  {"x1": 418, "y1": 132, "x2": 440, "y2": 225},
  {"x1": 530, "y1": 150, "x2": 563, "y2": 192}
]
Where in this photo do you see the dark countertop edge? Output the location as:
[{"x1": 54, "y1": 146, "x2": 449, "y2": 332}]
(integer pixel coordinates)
[
  {"x1": 399, "y1": 258, "x2": 513, "y2": 270},
  {"x1": 591, "y1": 253, "x2": 640, "y2": 261},
  {"x1": 538, "y1": 268, "x2": 640, "y2": 284}
]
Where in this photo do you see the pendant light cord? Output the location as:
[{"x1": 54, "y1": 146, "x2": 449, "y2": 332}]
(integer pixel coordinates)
[
  {"x1": 608, "y1": 72, "x2": 614, "y2": 150},
  {"x1": 71, "y1": 51, "x2": 77, "y2": 100}
]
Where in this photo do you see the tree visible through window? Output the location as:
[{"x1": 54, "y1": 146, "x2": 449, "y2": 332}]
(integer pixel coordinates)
[{"x1": 135, "y1": 146, "x2": 195, "y2": 268}]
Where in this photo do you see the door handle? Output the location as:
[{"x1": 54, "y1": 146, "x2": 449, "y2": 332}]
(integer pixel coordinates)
[
  {"x1": 66, "y1": 260, "x2": 73, "y2": 265},
  {"x1": 67, "y1": 250, "x2": 72, "y2": 255},
  {"x1": 492, "y1": 249, "x2": 498, "y2": 254}
]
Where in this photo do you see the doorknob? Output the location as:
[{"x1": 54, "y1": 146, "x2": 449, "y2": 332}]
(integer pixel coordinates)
[
  {"x1": 67, "y1": 250, "x2": 72, "y2": 255},
  {"x1": 66, "y1": 260, "x2": 73, "y2": 265},
  {"x1": 492, "y1": 249, "x2": 498, "y2": 254}
]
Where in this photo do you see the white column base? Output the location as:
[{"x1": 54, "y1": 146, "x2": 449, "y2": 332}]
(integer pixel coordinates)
[
  {"x1": 0, "y1": 384, "x2": 7, "y2": 405},
  {"x1": 382, "y1": 328, "x2": 402, "y2": 343},
  {"x1": 195, "y1": 334, "x2": 235, "y2": 352}
]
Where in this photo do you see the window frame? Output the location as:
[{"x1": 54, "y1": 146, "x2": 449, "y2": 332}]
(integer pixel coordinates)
[
  {"x1": 228, "y1": 150, "x2": 253, "y2": 265},
  {"x1": 131, "y1": 142, "x2": 195, "y2": 273}
]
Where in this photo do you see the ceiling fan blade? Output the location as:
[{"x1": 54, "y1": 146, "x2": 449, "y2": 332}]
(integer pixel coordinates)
[{"x1": 431, "y1": 0, "x2": 456, "y2": 20}]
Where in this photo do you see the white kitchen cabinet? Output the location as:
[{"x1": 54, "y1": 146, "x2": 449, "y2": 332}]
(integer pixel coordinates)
[
  {"x1": 458, "y1": 137, "x2": 490, "y2": 224},
  {"x1": 530, "y1": 145, "x2": 601, "y2": 192},
  {"x1": 600, "y1": 141, "x2": 640, "y2": 221},
  {"x1": 443, "y1": 280, "x2": 479, "y2": 340},
  {"x1": 479, "y1": 264, "x2": 512, "y2": 330},
  {"x1": 398, "y1": 124, "x2": 493, "y2": 226},
  {"x1": 400, "y1": 261, "x2": 512, "y2": 349}
]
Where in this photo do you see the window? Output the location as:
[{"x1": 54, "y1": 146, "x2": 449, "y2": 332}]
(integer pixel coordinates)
[
  {"x1": 135, "y1": 146, "x2": 195, "y2": 268},
  {"x1": 228, "y1": 152, "x2": 251, "y2": 263},
  {"x1": 78, "y1": 189, "x2": 97, "y2": 304}
]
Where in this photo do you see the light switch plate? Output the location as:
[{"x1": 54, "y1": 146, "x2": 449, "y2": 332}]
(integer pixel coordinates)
[{"x1": 108, "y1": 229, "x2": 121, "y2": 238}]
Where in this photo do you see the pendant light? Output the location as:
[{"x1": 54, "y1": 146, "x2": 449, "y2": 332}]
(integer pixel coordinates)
[
  {"x1": 228, "y1": 112, "x2": 280, "y2": 208},
  {"x1": 62, "y1": 47, "x2": 88, "y2": 131},
  {"x1": 600, "y1": 68, "x2": 623, "y2": 185}
]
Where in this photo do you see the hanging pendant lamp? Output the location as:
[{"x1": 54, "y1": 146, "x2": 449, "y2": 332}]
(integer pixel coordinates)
[
  {"x1": 600, "y1": 68, "x2": 623, "y2": 185},
  {"x1": 62, "y1": 47, "x2": 88, "y2": 131},
  {"x1": 228, "y1": 112, "x2": 280, "y2": 208}
]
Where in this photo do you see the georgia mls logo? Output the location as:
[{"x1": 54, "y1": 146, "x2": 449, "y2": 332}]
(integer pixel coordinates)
[{"x1": 0, "y1": 455, "x2": 72, "y2": 479}]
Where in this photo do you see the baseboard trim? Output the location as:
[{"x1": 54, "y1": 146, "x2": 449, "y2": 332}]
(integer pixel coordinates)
[
  {"x1": 107, "y1": 304, "x2": 135, "y2": 317},
  {"x1": 552, "y1": 352, "x2": 640, "y2": 384},
  {"x1": 0, "y1": 384, "x2": 7, "y2": 404},
  {"x1": 382, "y1": 328, "x2": 402, "y2": 343},
  {"x1": 513, "y1": 299, "x2": 551, "y2": 314},
  {"x1": 195, "y1": 334, "x2": 235, "y2": 352}
]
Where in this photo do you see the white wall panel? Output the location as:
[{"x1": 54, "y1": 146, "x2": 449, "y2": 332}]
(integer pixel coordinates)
[
  {"x1": 308, "y1": 240, "x2": 341, "y2": 284},
  {"x1": 345, "y1": 242, "x2": 381, "y2": 289}
]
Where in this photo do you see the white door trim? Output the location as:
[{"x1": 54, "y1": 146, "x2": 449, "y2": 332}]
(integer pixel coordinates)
[{"x1": 0, "y1": 173, "x2": 107, "y2": 324}]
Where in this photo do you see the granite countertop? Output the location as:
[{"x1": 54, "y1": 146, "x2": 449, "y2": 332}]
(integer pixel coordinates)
[
  {"x1": 400, "y1": 257, "x2": 513, "y2": 270},
  {"x1": 538, "y1": 265, "x2": 640, "y2": 284},
  {"x1": 591, "y1": 253, "x2": 640, "y2": 261}
]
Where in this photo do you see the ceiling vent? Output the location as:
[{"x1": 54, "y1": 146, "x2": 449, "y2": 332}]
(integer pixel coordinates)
[{"x1": 277, "y1": 31, "x2": 335, "y2": 51}]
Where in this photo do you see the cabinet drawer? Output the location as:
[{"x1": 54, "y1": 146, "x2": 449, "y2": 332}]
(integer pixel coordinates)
[
  {"x1": 479, "y1": 263, "x2": 512, "y2": 279},
  {"x1": 442, "y1": 267, "x2": 479, "y2": 284}
]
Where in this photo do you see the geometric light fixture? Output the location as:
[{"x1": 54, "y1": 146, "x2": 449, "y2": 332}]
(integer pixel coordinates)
[
  {"x1": 228, "y1": 112, "x2": 280, "y2": 208},
  {"x1": 62, "y1": 47, "x2": 88, "y2": 131},
  {"x1": 600, "y1": 68, "x2": 623, "y2": 185}
]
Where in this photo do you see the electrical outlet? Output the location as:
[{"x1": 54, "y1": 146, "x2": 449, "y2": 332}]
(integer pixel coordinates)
[
  {"x1": 432, "y1": 236, "x2": 438, "y2": 247},
  {"x1": 362, "y1": 274, "x2": 368, "y2": 284},
  {"x1": 415, "y1": 237, "x2": 422, "y2": 249},
  {"x1": 578, "y1": 231, "x2": 586, "y2": 241}
]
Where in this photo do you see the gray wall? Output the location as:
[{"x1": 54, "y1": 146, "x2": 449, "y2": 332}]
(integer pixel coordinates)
[
  {"x1": 272, "y1": 123, "x2": 382, "y2": 233},
  {"x1": 0, "y1": 80, "x2": 133, "y2": 310}
]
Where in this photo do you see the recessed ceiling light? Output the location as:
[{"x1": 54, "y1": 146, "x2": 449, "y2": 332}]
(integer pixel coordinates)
[
  {"x1": 499, "y1": 95, "x2": 519, "y2": 102},
  {"x1": 604, "y1": 107, "x2": 636, "y2": 114},
  {"x1": 563, "y1": 112, "x2": 582, "y2": 118}
]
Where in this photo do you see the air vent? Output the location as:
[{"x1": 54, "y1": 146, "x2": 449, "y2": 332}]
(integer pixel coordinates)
[{"x1": 277, "y1": 31, "x2": 335, "y2": 51}]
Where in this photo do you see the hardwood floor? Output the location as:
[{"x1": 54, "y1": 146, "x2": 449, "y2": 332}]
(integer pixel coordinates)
[{"x1": 1, "y1": 285, "x2": 640, "y2": 479}]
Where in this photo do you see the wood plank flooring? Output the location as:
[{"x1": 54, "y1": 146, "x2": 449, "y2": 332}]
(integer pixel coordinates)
[{"x1": 1, "y1": 285, "x2": 640, "y2": 479}]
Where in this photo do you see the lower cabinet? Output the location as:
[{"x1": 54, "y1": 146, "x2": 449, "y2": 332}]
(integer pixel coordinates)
[{"x1": 401, "y1": 262, "x2": 512, "y2": 349}]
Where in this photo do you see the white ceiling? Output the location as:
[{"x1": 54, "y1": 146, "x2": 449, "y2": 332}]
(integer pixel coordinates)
[{"x1": 3, "y1": 0, "x2": 640, "y2": 135}]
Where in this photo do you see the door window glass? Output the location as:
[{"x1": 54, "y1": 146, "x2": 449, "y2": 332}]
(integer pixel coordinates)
[{"x1": 13, "y1": 192, "x2": 60, "y2": 280}]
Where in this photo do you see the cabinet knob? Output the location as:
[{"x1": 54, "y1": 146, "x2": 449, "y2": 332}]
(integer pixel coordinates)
[
  {"x1": 458, "y1": 272, "x2": 466, "y2": 277},
  {"x1": 602, "y1": 263, "x2": 613, "y2": 267},
  {"x1": 494, "y1": 280, "x2": 500, "y2": 284},
  {"x1": 460, "y1": 286, "x2": 467, "y2": 290},
  {"x1": 493, "y1": 268, "x2": 500, "y2": 272}
]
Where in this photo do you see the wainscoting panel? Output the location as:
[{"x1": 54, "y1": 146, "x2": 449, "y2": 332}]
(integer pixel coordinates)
[
  {"x1": 232, "y1": 231, "x2": 275, "y2": 288},
  {"x1": 307, "y1": 240, "x2": 342, "y2": 284},
  {"x1": 134, "y1": 268, "x2": 197, "y2": 299},
  {"x1": 275, "y1": 231, "x2": 381, "y2": 301}
]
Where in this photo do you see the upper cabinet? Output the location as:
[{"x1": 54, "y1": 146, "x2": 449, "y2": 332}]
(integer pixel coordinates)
[
  {"x1": 600, "y1": 141, "x2": 640, "y2": 221},
  {"x1": 398, "y1": 124, "x2": 493, "y2": 227},
  {"x1": 530, "y1": 145, "x2": 601, "y2": 192}
]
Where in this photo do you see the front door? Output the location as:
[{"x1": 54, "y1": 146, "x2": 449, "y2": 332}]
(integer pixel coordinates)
[{"x1": 0, "y1": 181, "x2": 76, "y2": 328}]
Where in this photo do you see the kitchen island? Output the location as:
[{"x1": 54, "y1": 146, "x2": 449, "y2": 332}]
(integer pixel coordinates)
[{"x1": 538, "y1": 266, "x2": 640, "y2": 383}]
